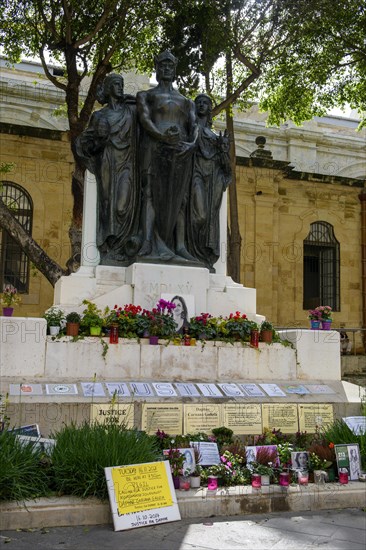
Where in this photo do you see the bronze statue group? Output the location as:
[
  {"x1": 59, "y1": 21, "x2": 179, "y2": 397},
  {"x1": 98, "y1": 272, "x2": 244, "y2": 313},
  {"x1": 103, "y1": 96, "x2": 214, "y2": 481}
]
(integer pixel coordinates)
[{"x1": 76, "y1": 51, "x2": 231, "y2": 272}]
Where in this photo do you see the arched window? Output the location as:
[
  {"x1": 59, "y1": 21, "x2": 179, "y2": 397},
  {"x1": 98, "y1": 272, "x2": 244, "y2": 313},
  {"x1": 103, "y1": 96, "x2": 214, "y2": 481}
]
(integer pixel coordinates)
[
  {"x1": 303, "y1": 221, "x2": 340, "y2": 311},
  {"x1": 0, "y1": 182, "x2": 33, "y2": 293}
]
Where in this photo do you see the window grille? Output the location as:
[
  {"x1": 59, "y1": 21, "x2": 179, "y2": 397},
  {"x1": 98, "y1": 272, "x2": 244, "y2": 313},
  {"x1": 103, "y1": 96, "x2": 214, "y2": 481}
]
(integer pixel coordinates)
[
  {"x1": 0, "y1": 182, "x2": 33, "y2": 293},
  {"x1": 303, "y1": 221, "x2": 340, "y2": 311}
]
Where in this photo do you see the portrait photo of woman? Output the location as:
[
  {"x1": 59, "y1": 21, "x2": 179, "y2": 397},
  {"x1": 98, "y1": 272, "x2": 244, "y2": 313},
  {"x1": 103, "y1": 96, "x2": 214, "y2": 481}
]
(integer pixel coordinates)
[
  {"x1": 291, "y1": 451, "x2": 309, "y2": 470},
  {"x1": 171, "y1": 295, "x2": 190, "y2": 334}
]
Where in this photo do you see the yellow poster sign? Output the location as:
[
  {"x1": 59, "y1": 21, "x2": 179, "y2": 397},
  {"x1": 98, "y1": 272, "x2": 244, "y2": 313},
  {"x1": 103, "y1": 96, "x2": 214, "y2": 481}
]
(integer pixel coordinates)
[
  {"x1": 141, "y1": 403, "x2": 183, "y2": 435},
  {"x1": 111, "y1": 462, "x2": 173, "y2": 515},
  {"x1": 184, "y1": 404, "x2": 222, "y2": 433},
  {"x1": 223, "y1": 404, "x2": 262, "y2": 434},
  {"x1": 262, "y1": 403, "x2": 299, "y2": 433},
  {"x1": 298, "y1": 404, "x2": 334, "y2": 433},
  {"x1": 91, "y1": 404, "x2": 134, "y2": 428}
]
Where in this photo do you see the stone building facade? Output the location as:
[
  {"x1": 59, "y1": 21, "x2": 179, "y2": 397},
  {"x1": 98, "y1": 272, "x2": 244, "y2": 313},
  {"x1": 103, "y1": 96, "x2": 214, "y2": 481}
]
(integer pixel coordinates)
[{"x1": 0, "y1": 59, "x2": 365, "y2": 338}]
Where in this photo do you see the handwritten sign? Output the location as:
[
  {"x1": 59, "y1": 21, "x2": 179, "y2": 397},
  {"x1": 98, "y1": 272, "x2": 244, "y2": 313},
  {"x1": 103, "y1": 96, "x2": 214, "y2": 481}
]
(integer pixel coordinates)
[
  {"x1": 105, "y1": 461, "x2": 180, "y2": 531},
  {"x1": 223, "y1": 404, "x2": 262, "y2": 434},
  {"x1": 184, "y1": 404, "x2": 222, "y2": 434},
  {"x1": 298, "y1": 404, "x2": 334, "y2": 432},
  {"x1": 141, "y1": 404, "x2": 183, "y2": 435},
  {"x1": 91, "y1": 404, "x2": 135, "y2": 429},
  {"x1": 262, "y1": 404, "x2": 298, "y2": 433}
]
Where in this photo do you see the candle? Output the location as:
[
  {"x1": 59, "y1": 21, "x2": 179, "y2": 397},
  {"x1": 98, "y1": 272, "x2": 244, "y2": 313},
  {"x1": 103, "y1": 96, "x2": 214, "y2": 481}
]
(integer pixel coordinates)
[
  {"x1": 207, "y1": 476, "x2": 218, "y2": 490},
  {"x1": 339, "y1": 468, "x2": 349, "y2": 484},
  {"x1": 279, "y1": 472, "x2": 290, "y2": 486},
  {"x1": 251, "y1": 473, "x2": 261, "y2": 488},
  {"x1": 298, "y1": 470, "x2": 309, "y2": 485}
]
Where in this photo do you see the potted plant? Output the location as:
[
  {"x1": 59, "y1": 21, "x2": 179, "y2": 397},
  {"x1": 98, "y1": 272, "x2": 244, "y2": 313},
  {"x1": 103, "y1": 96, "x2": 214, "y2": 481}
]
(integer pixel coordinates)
[
  {"x1": 223, "y1": 311, "x2": 253, "y2": 341},
  {"x1": 315, "y1": 305, "x2": 333, "y2": 330},
  {"x1": 43, "y1": 306, "x2": 65, "y2": 335},
  {"x1": 206, "y1": 463, "x2": 223, "y2": 490},
  {"x1": 308, "y1": 308, "x2": 321, "y2": 329},
  {"x1": 80, "y1": 300, "x2": 104, "y2": 336},
  {"x1": 65, "y1": 311, "x2": 81, "y2": 336},
  {"x1": 260, "y1": 320, "x2": 274, "y2": 343},
  {"x1": 0, "y1": 285, "x2": 21, "y2": 316},
  {"x1": 190, "y1": 446, "x2": 202, "y2": 488},
  {"x1": 165, "y1": 448, "x2": 185, "y2": 489},
  {"x1": 251, "y1": 446, "x2": 278, "y2": 485},
  {"x1": 189, "y1": 312, "x2": 218, "y2": 340},
  {"x1": 147, "y1": 299, "x2": 177, "y2": 343}
]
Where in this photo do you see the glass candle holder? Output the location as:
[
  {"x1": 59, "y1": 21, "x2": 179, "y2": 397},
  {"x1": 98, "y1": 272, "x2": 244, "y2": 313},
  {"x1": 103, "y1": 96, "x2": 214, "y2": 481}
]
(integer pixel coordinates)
[
  {"x1": 250, "y1": 329, "x2": 259, "y2": 348},
  {"x1": 179, "y1": 476, "x2": 191, "y2": 491},
  {"x1": 339, "y1": 468, "x2": 349, "y2": 484},
  {"x1": 298, "y1": 470, "x2": 309, "y2": 485},
  {"x1": 279, "y1": 472, "x2": 290, "y2": 486},
  {"x1": 207, "y1": 476, "x2": 218, "y2": 490},
  {"x1": 251, "y1": 473, "x2": 261, "y2": 488},
  {"x1": 109, "y1": 324, "x2": 119, "y2": 344}
]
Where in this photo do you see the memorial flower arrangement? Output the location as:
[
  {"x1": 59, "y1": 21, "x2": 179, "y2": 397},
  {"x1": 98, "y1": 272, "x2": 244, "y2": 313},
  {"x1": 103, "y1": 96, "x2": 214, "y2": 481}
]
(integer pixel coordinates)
[
  {"x1": 165, "y1": 448, "x2": 185, "y2": 477},
  {"x1": 308, "y1": 308, "x2": 322, "y2": 321},
  {"x1": 315, "y1": 305, "x2": 333, "y2": 321},
  {"x1": 189, "y1": 312, "x2": 219, "y2": 339},
  {"x1": 146, "y1": 299, "x2": 177, "y2": 338},
  {"x1": 104, "y1": 303, "x2": 142, "y2": 337},
  {"x1": 43, "y1": 306, "x2": 65, "y2": 327},
  {"x1": 0, "y1": 285, "x2": 21, "y2": 307},
  {"x1": 223, "y1": 311, "x2": 256, "y2": 341}
]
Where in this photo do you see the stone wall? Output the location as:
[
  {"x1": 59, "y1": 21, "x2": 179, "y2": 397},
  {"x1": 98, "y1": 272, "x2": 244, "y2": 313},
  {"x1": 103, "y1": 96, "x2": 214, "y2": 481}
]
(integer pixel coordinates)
[{"x1": 0, "y1": 127, "x2": 74, "y2": 316}]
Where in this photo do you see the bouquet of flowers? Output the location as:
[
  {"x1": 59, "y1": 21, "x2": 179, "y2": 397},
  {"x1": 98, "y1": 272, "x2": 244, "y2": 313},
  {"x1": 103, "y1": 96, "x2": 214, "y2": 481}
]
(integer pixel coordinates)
[
  {"x1": 0, "y1": 286, "x2": 21, "y2": 307},
  {"x1": 315, "y1": 305, "x2": 332, "y2": 321}
]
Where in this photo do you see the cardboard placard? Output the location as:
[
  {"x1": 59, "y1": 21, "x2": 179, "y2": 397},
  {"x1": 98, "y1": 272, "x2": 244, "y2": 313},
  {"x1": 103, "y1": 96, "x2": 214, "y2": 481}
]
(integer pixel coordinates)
[
  {"x1": 141, "y1": 403, "x2": 183, "y2": 435},
  {"x1": 91, "y1": 404, "x2": 135, "y2": 428},
  {"x1": 298, "y1": 404, "x2": 334, "y2": 433},
  {"x1": 105, "y1": 461, "x2": 180, "y2": 531},
  {"x1": 335, "y1": 444, "x2": 361, "y2": 481},
  {"x1": 262, "y1": 403, "x2": 299, "y2": 433},
  {"x1": 184, "y1": 404, "x2": 222, "y2": 434},
  {"x1": 223, "y1": 403, "x2": 262, "y2": 434}
]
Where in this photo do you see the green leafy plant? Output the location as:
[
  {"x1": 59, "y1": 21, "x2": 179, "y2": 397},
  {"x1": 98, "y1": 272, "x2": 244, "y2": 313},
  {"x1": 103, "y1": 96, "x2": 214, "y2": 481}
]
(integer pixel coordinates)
[
  {"x1": 0, "y1": 430, "x2": 50, "y2": 502},
  {"x1": 211, "y1": 426, "x2": 234, "y2": 448},
  {"x1": 222, "y1": 311, "x2": 257, "y2": 341},
  {"x1": 51, "y1": 422, "x2": 161, "y2": 500},
  {"x1": 43, "y1": 306, "x2": 65, "y2": 327},
  {"x1": 165, "y1": 448, "x2": 185, "y2": 477},
  {"x1": 65, "y1": 312, "x2": 81, "y2": 323},
  {"x1": 189, "y1": 312, "x2": 219, "y2": 339},
  {"x1": 80, "y1": 300, "x2": 104, "y2": 329},
  {"x1": 260, "y1": 320, "x2": 274, "y2": 331}
]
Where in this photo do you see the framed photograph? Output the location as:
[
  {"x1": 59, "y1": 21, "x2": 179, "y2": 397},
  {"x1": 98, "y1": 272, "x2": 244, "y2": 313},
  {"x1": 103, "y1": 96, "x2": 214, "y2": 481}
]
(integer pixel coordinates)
[
  {"x1": 246, "y1": 445, "x2": 279, "y2": 470},
  {"x1": 335, "y1": 443, "x2": 361, "y2": 480},
  {"x1": 291, "y1": 451, "x2": 309, "y2": 471},
  {"x1": 163, "y1": 447, "x2": 196, "y2": 475}
]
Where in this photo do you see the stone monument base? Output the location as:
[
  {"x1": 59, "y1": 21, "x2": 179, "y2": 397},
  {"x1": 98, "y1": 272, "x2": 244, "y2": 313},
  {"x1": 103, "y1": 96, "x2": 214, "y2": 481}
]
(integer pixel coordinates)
[{"x1": 54, "y1": 263, "x2": 260, "y2": 320}]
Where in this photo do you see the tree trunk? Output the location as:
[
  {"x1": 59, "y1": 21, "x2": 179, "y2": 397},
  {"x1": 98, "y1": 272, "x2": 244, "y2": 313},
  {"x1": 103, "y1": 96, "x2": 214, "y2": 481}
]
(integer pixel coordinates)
[
  {"x1": 225, "y1": 54, "x2": 242, "y2": 283},
  {"x1": 0, "y1": 199, "x2": 66, "y2": 286}
]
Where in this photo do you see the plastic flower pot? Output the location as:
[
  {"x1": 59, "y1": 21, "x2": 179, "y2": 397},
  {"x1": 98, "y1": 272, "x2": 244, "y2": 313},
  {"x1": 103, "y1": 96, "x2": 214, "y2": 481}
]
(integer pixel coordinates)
[
  {"x1": 321, "y1": 320, "x2": 332, "y2": 330},
  {"x1": 149, "y1": 335, "x2": 159, "y2": 345},
  {"x1": 2, "y1": 307, "x2": 14, "y2": 317},
  {"x1": 49, "y1": 326, "x2": 60, "y2": 336},
  {"x1": 310, "y1": 320, "x2": 321, "y2": 329},
  {"x1": 90, "y1": 326, "x2": 102, "y2": 336}
]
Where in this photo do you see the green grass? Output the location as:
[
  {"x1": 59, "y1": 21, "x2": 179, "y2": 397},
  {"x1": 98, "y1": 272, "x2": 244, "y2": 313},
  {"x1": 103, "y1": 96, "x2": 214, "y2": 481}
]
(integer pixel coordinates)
[
  {"x1": 51, "y1": 422, "x2": 161, "y2": 500},
  {"x1": 0, "y1": 430, "x2": 51, "y2": 502}
]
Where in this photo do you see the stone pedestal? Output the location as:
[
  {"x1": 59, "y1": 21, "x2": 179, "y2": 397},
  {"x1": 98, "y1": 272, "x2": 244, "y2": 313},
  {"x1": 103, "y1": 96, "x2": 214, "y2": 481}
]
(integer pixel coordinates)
[{"x1": 54, "y1": 262, "x2": 259, "y2": 319}]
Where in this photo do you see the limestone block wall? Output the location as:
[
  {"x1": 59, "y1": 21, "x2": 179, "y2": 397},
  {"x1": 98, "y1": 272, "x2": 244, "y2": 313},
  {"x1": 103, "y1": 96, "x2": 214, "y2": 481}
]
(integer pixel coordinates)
[
  {"x1": 236, "y1": 160, "x2": 363, "y2": 331},
  {"x1": 0, "y1": 129, "x2": 74, "y2": 316}
]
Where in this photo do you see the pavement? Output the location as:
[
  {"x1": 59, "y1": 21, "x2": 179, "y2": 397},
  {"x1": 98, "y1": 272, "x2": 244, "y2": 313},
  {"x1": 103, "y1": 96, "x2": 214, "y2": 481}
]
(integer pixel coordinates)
[{"x1": 1, "y1": 508, "x2": 365, "y2": 550}]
